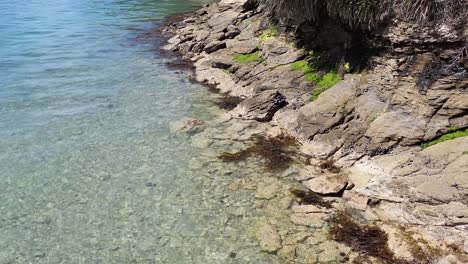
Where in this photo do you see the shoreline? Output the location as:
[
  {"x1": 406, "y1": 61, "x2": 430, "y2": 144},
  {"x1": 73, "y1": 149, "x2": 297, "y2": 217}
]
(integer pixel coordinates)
[{"x1": 159, "y1": 0, "x2": 468, "y2": 263}]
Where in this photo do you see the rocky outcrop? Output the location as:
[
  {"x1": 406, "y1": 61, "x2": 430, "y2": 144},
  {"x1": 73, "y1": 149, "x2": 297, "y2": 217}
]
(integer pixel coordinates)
[{"x1": 162, "y1": 0, "x2": 468, "y2": 262}]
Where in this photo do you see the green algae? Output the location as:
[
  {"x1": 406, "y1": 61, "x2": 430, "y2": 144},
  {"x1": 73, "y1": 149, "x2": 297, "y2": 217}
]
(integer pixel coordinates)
[
  {"x1": 421, "y1": 129, "x2": 468, "y2": 149},
  {"x1": 259, "y1": 25, "x2": 277, "y2": 41},
  {"x1": 317, "y1": 72, "x2": 341, "y2": 88},
  {"x1": 291, "y1": 60, "x2": 341, "y2": 101},
  {"x1": 232, "y1": 51, "x2": 260, "y2": 64},
  {"x1": 291, "y1": 60, "x2": 314, "y2": 73}
]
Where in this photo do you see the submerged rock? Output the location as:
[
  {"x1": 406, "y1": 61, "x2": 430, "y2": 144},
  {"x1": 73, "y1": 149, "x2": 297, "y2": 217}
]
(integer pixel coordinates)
[
  {"x1": 255, "y1": 223, "x2": 282, "y2": 253},
  {"x1": 169, "y1": 117, "x2": 205, "y2": 136}
]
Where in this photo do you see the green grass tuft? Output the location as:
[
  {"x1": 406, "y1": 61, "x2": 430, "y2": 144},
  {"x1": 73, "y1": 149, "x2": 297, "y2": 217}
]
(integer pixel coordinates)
[
  {"x1": 422, "y1": 129, "x2": 468, "y2": 149},
  {"x1": 305, "y1": 73, "x2": 320, "y2": 83},
  {"x1": 259, "y1": 26, "x2": 277, "y2": 41},
  {"x1": 317, "y1": 72, "x2": 341, "y2": 88},
  {"x1": 447, "y1": 126, "x2": 459, "y2": 133},
  {"x1": 291, "y1": 60, "x2": 314, "y2": 73},
  {"x1": 463, "y1": 151, "x2": 468, "y2": 155},
  {"x1": 232, "y1": 51, "x2": 260, "y2": 64}
]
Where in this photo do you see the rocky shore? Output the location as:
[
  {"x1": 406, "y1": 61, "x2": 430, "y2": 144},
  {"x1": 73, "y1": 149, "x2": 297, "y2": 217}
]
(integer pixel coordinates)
[{"x1": 162, "y1": 0, "x2": 467, "y2": 262}]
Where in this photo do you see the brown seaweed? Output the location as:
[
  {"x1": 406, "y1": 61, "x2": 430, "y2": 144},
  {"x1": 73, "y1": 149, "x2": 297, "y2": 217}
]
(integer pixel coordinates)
[
  {"x1": 289, "y1": 188, "x2": 332, "y2": 208},
  {"x1": 328, "y1": 213, "x2": 410, "y2": 264},
  {"x1": 219, "y1": 134, "x2": 300, "y2": 172}
]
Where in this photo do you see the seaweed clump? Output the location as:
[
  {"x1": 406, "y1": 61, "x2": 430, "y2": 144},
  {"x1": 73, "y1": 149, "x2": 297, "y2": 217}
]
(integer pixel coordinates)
[
  {"x1": 289, "y1": 188, "x2": 332, "y2": 208},
  {"x1": 328, "y1": 213, "x2": 409, "y2": 264},
  {"x1": 219, "y1": 134, "x2": 300, "y2": 172},
  {"x1": 318, "y1": 159, "x2": 341, "y2": 173}
]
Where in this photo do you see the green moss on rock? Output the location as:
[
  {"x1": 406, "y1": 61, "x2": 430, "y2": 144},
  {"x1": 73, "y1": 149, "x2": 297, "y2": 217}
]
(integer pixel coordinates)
[
  {"x1": 232, "y1": 51, "x2": 260, "y2": 64},
  {"x1": 259, "y1": 25, "x2": 277, "y2": 41},
  {"x1": 317, "y1": 72, "x2": 341, "y2": 88},
  {"x1": 422, "y1": 129, "x2": 468, "y2": 149},
  {"x1": 291, "y1": 60, "x2": 314, "y2": 73}
]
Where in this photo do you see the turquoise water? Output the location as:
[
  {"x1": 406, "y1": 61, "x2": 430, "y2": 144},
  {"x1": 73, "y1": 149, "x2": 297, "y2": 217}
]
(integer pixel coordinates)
[{"x1": 0, "y1": 1, "x2": 282, "y2": 263}]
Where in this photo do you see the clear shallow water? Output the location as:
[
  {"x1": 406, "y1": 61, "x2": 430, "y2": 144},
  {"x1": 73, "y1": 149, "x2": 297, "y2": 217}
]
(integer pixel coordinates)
[{"x1": 0, "y1": 0, "x2": 282, "y2": 263}]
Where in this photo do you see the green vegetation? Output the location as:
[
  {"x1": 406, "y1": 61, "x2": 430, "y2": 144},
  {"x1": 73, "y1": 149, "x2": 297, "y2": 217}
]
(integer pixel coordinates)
[
  {"x1": 421, "y1": 129, "x2": 468, "y2": 149},
  {"x1": 259, "y1": 25, "x2": 277, "y2": 41},
  {"x1": 291, "y1": 60, "x2": 314, "y2": 73},
  {"x1": 304, "y1": 73, "x2": 319, "y2": 83},
  {"x1": 463, "y1": 151, "x2": 468, "y2": 155},
  {"x1": 311, "y1": 88, "x2": 326, "y2": 101},
  {"x1": 232, "y1": 51, "x2": 260, "y2": 64},
  {"x1": 291, "y1": 60, "x2": 341, "y2": 101},
  {"x1": 259, "y1": 0, "x2": 465, "y2": 29},
  {"x1": 448, "y1": 126, "x2": 459, "y2": 133},
  {"x1": 317, "y1": 72, "x2": 341, "y2": 88},
  {"x1": 343, "y1": 62, "x2": 351, "y2": 73}
]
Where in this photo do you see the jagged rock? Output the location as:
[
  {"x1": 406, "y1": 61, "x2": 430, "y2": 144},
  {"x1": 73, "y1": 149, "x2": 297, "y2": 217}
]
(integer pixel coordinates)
[
  {"x1": 255, "y1": 223, "x2": 282, "y2": 253},
  {"x1": 207, "y1": 10, "x2": 238, "y2": 33},
  {"x1": 224, "y1": 25, "x2": 240, "y2": 38},
  {"x1": 304, "y1": 174, "x2": 348, "y2": 195},
  {"x1": 241, "y1": 0, "x2": 257, "y2": 12},
  {"x1": 233, "y1": 90, "x2": 288, "y2": 121},
  {"x1": 204, "y1": 41, "x2": 226, "y2": 53}
]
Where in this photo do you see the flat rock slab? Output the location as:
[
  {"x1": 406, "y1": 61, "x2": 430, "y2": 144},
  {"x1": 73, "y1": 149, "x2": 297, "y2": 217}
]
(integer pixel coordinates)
[
  {"x1": 304, "y1": 174, "x2": 348, "y2": 195},
  {"x1": 290, "y1": 213, "x2": 327, "y2": 228},
  {"x1": 204, "y1": 41, "x2": 226, "y2": 54},
  {"x1": 227, "y1": 39, "x2": 259, "y2": 54},
  {"x1": 255, "y1": 223, "x2": 282, "y2": 253},
  {"x1": 255, "y1": 178, "x2": 280, "y2": 199}
]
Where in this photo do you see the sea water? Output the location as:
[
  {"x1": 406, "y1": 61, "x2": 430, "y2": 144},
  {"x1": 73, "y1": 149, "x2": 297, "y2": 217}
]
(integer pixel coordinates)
[{"x1": 0, "y1": 0, "x2": 282, "y2": 263}]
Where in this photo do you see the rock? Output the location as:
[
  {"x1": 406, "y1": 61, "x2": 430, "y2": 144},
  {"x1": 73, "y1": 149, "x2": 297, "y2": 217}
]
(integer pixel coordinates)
[
  {"x1": 169, "y1": 118, "x2": 205, "y2": 136},
  {"x1": 207, "y1": 10, "x2": 238, "y2": 33},
  {"x1": 255, "y1": 178, "x2": 280, "y2": 199},
  {"x1": 241, "y1": 0, "x2": 257, "y2": 12},
  {"x1": 291, "y1": 205, "x2": 331, "y2": 214},
  {"x1": 204, "y1": 41, "x2": 226, "y2": 53},
  {"x1": 343, "y1": 191, "x2": 368, "y2": 211},
  {"x1": 233, "y1": 90, "x2": 288, "y2": 121},
  {"x1": 255, "y1": 223, "x2": 282, "y2": 253},
  {"x1": 290, "y1": 212, "x2": 327, "y2": 227},
  {"x1": 227, "y1": 39, "x2": 259, "y2": 54},
  {"x1": 225, "y1": 25, "x2": 241, "y2": 39},
  {"x1": 304, "y1": 174, "x2": 348, "y2": 195}
]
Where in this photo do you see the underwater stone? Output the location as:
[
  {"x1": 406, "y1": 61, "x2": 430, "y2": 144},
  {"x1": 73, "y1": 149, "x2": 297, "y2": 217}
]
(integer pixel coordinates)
[{"x1": 256, "y1": 223, "x2": 282, "y2": 253}]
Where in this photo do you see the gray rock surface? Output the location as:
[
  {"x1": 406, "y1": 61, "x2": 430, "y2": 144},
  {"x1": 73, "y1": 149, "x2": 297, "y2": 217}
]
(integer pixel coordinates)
[{"x1": 162, "y1": 0, "x2": 468, "y2": 262}]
